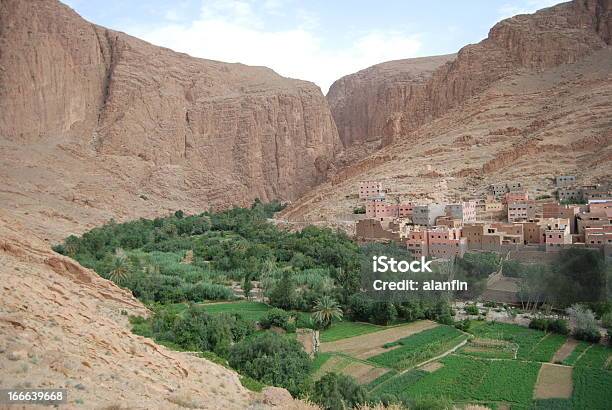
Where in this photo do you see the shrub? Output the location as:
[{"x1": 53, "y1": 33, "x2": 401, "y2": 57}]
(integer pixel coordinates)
[
  {"x1": 259, "y1": 308, "x2": 291, "y2": 330},
  {"x1": 529, "y1": 318, "x2": 549, "y2": 331},
  {"x1": 312, "y1": 373, "x2": 367, "y2": 410},
  {"x1": 228, "y1": 331, "x2": 311, "y2": 396},
  {"x1": 369, "y1": 301, "x2": 397, "y2": 325},
  {"x1": 574, "y1": 328, "x2": 601, "y2": 343},
  {"x1": 352, "y1": 206, "x2": 366, "y2": 214},
  {"x1": 454, "y1": 319, "x2": 471, "y2": 332},
  {"x1": 567, "y1": 304, "x2": 600, "y2": 343},
  {"x1": 548, "y1": 319, "x2": 569, "y2": 335},
  {"x1": 465, "y1": 304, "x2": 479, "y2": 315}
]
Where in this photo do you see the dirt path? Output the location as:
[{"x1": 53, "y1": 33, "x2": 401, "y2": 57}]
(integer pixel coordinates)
[
  {"x1": 552, "y1": 338, "x2": 579, "y2": 363},
  {"x1": 534, "y1": 363, "x2": 573, "y2": 399},
  {"x1": 320, "y1": 320, "x2": 438, "y2": 359}
]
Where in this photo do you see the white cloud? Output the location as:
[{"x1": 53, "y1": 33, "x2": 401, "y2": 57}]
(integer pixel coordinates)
[
  {"x1": 498, "y1": 0, "x2": 561, "y2": 19},
  {"x1": 126, "y1": 2, "x2": 422, "y2": 93}
]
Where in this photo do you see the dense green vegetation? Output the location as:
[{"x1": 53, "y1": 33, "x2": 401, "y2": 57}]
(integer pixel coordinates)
[
  {"x1": 572, "y1": 367, "x2": 612, "y2": 409},
  {"x1": 228, "y1": 331, "x2": 311, "y2": 396},
  {"x1": 469, "y1": 321, "x2": 566, "y2": 362},
  {"x1": 312, "y1": 373, "x2": 367, "y2": 410},
  {"x1": 369, "y1": 326, "x2": 467, "y2": 370},
  {"x1": 55, "y1": 205, "x2": 611, "y2": 407},
  {"x1": 403, "y1": 355, "x2": 541, "y2": 407}
]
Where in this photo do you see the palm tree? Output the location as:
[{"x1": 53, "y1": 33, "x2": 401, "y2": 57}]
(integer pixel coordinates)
[
  {"x1": 108, "y1": 249, "x2": 131, "y2": 285},
  {"x1": 312, "y1": 296, "x2": 343, "y2": 329}
]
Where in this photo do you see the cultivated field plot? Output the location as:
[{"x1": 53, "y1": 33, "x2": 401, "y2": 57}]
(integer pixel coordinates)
[
  {"x1": 368, "y1": 326, "x2": 468, "y2": 370},
  {"x1": 552, "y1": 338, "x2": 579, "y2": 363},
  {"x1": 312, "y1": 354, "x2": 389, "y2": 384},
  {"x1": 572, "y1": 367, "x2": 612, "y2": 409},
  {"x1": 319, "y1": 321, "x2": 387, "y2": 342},
  {"x1": 573, "y1": 345, "x2": 612, "y2": 370},
  {"x1": 561, "y1": 341, "x2": 589, "y2": 366},
  {"x1": 319, "y1": 320, "x2": 438, "y2": 358},
  {"x1": 458, "y1": 338, "x2": 517, "y2": 359},
  {"x1": 369, "y1": 369, "x2": 428, "y2": 399},
  {"x1": 469, "y1": 321, "x2": 566, "y2": 362},
  {"x1": 534, "y1": 363, "x2": 573, "y2": 399},
  {"x1": 402, "y1": 355, "x2": 541, "y2": 407},
  {"x1": 203, "y1": 301, "x2": 271, "y2": 322}
]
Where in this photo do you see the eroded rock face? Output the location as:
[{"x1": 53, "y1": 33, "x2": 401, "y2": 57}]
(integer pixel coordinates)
[
  {"x1": 327, "y1": 55, "x2": 455, "y2": 149},
  {"x1": 327, "y1": 0, "x2": 611, "y2": 151},
  {"x1": 0, "y1": 0, "x2": 340, "y2": 207}
]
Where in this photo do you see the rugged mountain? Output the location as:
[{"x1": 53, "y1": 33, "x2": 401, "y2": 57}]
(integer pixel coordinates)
[
  {"x1": 328, "y1": 55, "x2": 455, "y2": 152},
  {"x1": 0, "y1": 0, "x2": 340, "y2": 240},
  {"x1": 327, "y1": 0, "x2": 611, "y2": 153},
  {"x1": 280, "y1": 0, "x2": 612, "y2": 223},
  {"x1": 0, "y1": 0, "x2": 332, "y2": 407}
]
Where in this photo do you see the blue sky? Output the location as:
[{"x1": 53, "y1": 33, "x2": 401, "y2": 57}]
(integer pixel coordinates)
[{"x1": 62, "y1": 0, "x2": 562, "y2": 92}]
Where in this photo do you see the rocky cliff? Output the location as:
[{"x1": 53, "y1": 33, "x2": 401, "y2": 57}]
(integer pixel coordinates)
[
  {"x1": 0, "y1": 0, "x2": 340, "y2": 217},
  {"x1": 280, "y1": 0, "x2": 612, "y2": 223},
  {"x1": 327, "y1": 0, "x2": 611, "y2": 151}
]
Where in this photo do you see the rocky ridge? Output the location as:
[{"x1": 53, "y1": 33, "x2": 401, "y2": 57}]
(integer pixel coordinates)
[
  {"x1": 327, "y1": 0, "x2": 611, "y2": 154},
  {"x1": 1, "y1": 0, "x2": 340, "y2": 240}
]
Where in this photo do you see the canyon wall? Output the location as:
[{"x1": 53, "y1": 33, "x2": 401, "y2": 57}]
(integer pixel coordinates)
[
  {"x1": 0, "y1": 0, "x2": 340, "y2": 208},
  {"x1": 328, "y1": 0, "x2": 611, "y2": 150}
]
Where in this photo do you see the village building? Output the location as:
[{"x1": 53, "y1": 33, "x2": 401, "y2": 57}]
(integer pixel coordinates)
[
  {"x1": 585, "y1": 226, "x2": 612, "y2": 245},
  {"x1": 427, "y1": 226, "x2": 467, "y2": 258},
  {"x1": 405, "y1": 226, "x2": 467, "y2": 258},
  {"x1": 462, "y1": 223, "x2": 522, "y2": 251},
  {"x1": 355, "y1": 218, "x2": 401, "y2": 242},
  {"x1": 445, "y1": 201, "x2": 477, "y2": 223},
  {"x1": 435, "y1": 216, "x2": 463, "y2": 228},
  {"x1": 507, "y1": 201, "x2": 537, "y2": 223},
  {"x1": 365, "y1": 200, "x2": 414, "y2": 219},
  {"x1": 490, "y1": 183, "x2": 508, "y2": 199},
  {"x1": 557, "y1": 186, "x2": 583, "y2": 202},
  {"x1": 555, "y1": 175, "x2": 576, "y2": 187},
  {"x1": 543, "y1": 219, "x2": 572, "y2": 251},
  {"x1": 503, "y1": 191, "x2": 529, "y2": 204},
  {"x1": 406, "y1": 228, "x2": 428, "y2": 257},
  {"x1": 359, "y1": 181, "x2": 384, "y2": 200},
  {"x1": 577, "y1": 208, "x2": 612, "y2": 236},
  {"x1": 412, "y1": 204, "x2": 446, "y2": 226},
  {"x1": 542, "y1": 202, "x2": 581, "y2": 233}
]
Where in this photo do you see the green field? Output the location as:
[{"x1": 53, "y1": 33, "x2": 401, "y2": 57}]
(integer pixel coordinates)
[
  {"x1": 469, "y1": 321, "x2": 566, "y2": 362},
  {"x1": 368, "y1": 326, "x2": 467, "y2": 370},
  {"x1": 561, "y1": 342, "x2": 589, "y2": 366},
  {"x1": 572, "y1": 367, "x2": 612, "y2": 409},
  {"x1": 574, "y1": 345, "x2": 611, "y2": 370},
  {"x1": 458, "y1": 338, "x2": 517, "y2": 359},
  {"x1": 202, "y1": 301, "x2": 272, "y2": 322},
  {"x1": 319, "y1": 321, "x2": 386, "y2": 342},
  {"x1": 369, "y1": 369, "x2": 427, "y2": 398},
  {"x1": 402, "y1": 355, "x2": 541, "y2": 407}
]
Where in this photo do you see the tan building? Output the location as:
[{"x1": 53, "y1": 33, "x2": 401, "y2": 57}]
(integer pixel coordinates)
[
  {"x1": 543, "y1": 219, "x2": 572, "y2": 252},
  {"x1": 543, "y1": 202, "x2": 580, "y2": 233},
  {"x1": 507, "y1": 201, "x2": 537, "y2": 223},
  {"x1": 355, "y1": 219, "x2": 400, "y2": 242},
  {"x1": 359, "y1": 181, "x2": 384, "y2": 200},
  {"x1": 405, "y1": 226, "x2": 467, "y2": 258},
  {"x1": 577, "y1": 208, "x2": 612, "y2": 235},
  {"x1": 585, "y1": 226, "x2": 612, "y2": 245}
]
